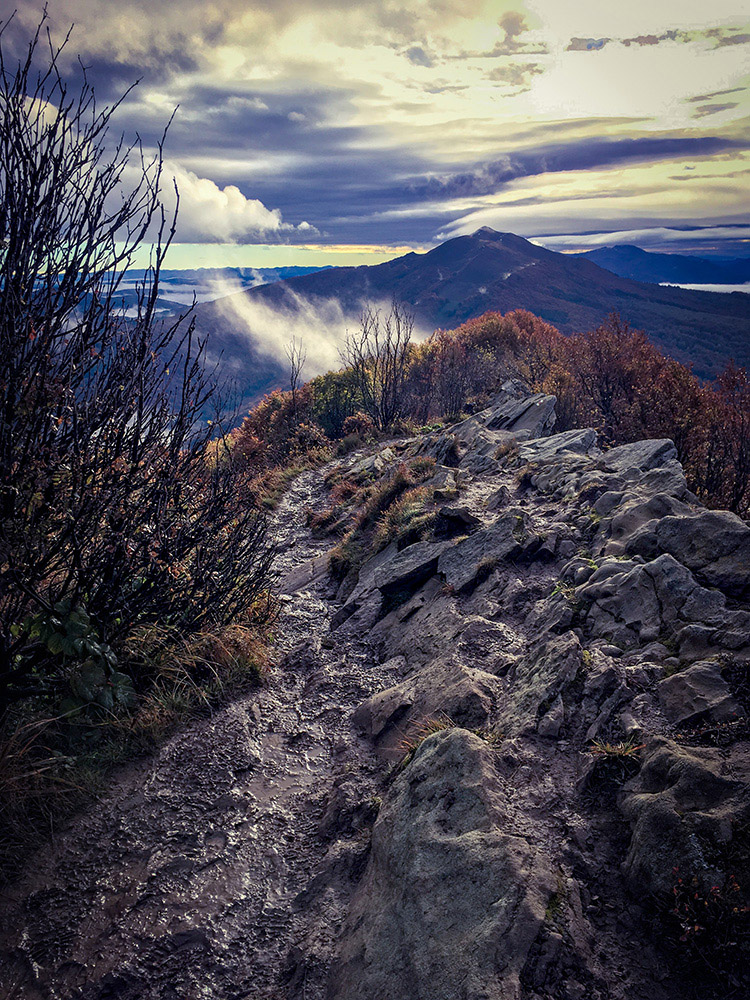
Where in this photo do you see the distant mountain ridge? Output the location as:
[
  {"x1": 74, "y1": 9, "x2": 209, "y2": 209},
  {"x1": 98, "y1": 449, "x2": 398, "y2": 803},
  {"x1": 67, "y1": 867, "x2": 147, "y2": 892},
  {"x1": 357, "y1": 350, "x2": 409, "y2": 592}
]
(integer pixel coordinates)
[
  {"x1": 579, "y1": 245, "x2": 750, "y2": 286},
  {"x1": 189, "y1": 227, "x2": 750, "y2": 403}
]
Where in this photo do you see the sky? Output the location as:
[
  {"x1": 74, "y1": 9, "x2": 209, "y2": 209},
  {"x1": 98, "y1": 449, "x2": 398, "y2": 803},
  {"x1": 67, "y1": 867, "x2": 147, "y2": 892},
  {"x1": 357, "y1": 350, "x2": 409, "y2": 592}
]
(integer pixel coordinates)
[{"x1": 6, "y1": 1, "x2": 750, "y2": 267}]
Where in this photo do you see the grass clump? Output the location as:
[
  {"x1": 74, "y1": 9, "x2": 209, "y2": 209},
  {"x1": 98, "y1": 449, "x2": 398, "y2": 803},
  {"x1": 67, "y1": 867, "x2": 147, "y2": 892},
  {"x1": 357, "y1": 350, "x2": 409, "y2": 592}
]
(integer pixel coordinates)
[
  {"x1": 587, "y1": 737, "x2": 644, "y2": 783},
  {"x1": 326, "y1": 459, "x2": 440, "y2": 580},
  {"x1": 395, "y1": 713, "x2": 502, "y2": 772},
  {"x1": 0, "y1": 617, "x2": 271, "y2": 884},
  {"x1": 371, "y1": 486, "x2": 437, "y2": 552},
  {"x1": 494, "y1": 439, "x2": 519, "y2": 463}
]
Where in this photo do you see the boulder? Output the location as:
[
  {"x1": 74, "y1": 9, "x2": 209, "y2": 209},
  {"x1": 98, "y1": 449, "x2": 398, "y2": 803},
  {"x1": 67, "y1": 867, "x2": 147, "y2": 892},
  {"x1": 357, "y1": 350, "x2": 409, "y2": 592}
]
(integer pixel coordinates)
[
  {"x1": 500, "y1": 633, "x2": 584, "y2": 736},
  {"x1": 657, "y1": 660, "x2": 742, "y2": 726},
  {"x1": 370, "y1": 540, "x2": 453, "y2": 597},
  {"x1": 485, "y1": 393, "x2": 557, "y2": 438},
  {"x1": 579, "y1": 554, "x2": 729, "y2": 649},
  {"x1": 437, "y1": 513, "x2": 524, "y2": 592},
  {"x1": 352, "y1": 656, "x2": 500, "y2": 743},
  {"x1": 348, "y1": 446, "x2": 396, "y2": 478},
  {"x1": 487, "y1": 485, "x2": 511, "y2": 510},
  {"x1": 626, "y1": 509, "x2": 750, "y2": 598},
  {"x1": 620, "y1": 737, "x2": 750, "y2": 896},
  {"x1": 433, "y1": 505, "x2": 482, "y2": 539},
  {"x1": 518, "y1": 428, "x2": 598, "y2": 464},
  {"x1": 328, "y1": 729, "x2": 553, "y2": 1000},
  {"x1": 601, "y1": 439, "x2": 677, "y2": 476}
]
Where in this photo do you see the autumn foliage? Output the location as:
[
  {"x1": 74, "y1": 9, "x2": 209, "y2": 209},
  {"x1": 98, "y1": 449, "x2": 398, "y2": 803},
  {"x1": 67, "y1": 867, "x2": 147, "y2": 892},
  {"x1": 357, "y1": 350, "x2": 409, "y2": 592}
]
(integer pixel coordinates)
[{"x1": 232, "y1": 308, "x2": 750, "y2": 518}]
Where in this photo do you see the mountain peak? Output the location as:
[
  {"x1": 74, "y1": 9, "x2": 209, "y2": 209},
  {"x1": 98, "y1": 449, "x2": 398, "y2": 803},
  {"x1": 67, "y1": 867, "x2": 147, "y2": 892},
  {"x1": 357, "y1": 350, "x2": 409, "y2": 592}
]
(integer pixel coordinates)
[{"x1": 470, "y1": 226, "x2": 529, "y2": 244}]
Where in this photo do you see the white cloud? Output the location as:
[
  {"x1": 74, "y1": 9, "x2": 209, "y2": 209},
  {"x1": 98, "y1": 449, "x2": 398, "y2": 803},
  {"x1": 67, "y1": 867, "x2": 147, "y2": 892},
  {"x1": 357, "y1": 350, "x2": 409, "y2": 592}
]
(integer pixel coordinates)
[
  {"x1": 163, "y1": 162, "x2": 315, "y2": 242},
  {"x1": 212, "y1": 282, "x2": 431, "y2": 378}
]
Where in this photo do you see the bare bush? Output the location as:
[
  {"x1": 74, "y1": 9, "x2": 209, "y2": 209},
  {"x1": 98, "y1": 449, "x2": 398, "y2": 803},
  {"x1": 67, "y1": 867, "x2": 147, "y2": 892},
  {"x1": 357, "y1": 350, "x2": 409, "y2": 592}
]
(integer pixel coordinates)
[
  {"x1": 340, "y1": 301, "x2": 413, "y2": 431},
  {"x1": 0, "y1": 16, "x2": 272, "y2": 715}
]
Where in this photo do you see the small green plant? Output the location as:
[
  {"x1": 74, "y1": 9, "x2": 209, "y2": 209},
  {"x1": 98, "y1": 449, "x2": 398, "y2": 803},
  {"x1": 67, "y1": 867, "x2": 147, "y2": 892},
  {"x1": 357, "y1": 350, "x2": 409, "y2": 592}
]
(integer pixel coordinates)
[
  {"x1": 588, "y1": 737, "x2": 644, "y2": 783},
  {"x1": 551, "y1": 580, "x2": 576, "y2": 602},
  {"x1": 576, "y1": 547, "x2": 599, "y2": 569},
  {"x1": 512, "y1": 514, "x2": 526, "y2": 544},
  {"x1": 544, "y1": 871, "x2": 569, "y2": 931}
]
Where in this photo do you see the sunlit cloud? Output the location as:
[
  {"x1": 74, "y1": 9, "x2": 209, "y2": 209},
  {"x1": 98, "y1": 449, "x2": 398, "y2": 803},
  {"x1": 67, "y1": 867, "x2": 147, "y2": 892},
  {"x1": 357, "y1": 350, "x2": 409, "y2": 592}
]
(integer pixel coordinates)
[{"x1": 6, "y1": 0, "x2": 748, "y2": 258}]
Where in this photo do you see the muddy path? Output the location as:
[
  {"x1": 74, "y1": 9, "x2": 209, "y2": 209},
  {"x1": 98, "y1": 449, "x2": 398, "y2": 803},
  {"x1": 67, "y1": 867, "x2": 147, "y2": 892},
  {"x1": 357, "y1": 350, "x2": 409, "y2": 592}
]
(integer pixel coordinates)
[
  {"x1": 0, "y1": 464, "x2": 394, "y2": 1000},
  {"x1": 0, "y1": 439, "x2": 698, "y2": 1000}
]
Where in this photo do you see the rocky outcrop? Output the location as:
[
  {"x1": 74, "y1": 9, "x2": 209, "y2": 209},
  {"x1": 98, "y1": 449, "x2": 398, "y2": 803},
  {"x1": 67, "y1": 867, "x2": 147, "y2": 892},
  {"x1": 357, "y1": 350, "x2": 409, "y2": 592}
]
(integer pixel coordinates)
[
  {"x1": 2, "y1": 388, "x2": 747, "y2": 1000},
  {"x1": 327, "y1": 389, "x2": 749, "y2": 1000},
  {"x1": 328, "y1": 729, "x2": 554, "y2": 1000},
  {"x1": 624, "y1": 509, "x2": 750, "y2": 598}
]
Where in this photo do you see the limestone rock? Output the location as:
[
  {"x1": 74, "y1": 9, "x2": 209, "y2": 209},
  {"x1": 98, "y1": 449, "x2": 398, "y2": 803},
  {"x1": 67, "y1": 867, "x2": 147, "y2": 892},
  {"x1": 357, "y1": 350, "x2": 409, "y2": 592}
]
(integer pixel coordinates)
[
  {"x1": 579, "y1": 553, "x2": 730, "y2": 650},
  {"x1": 500, "y1": 633, "x2": 584, "y2": 735},
  {"x1": 605, "y1": 493, "x2": 691, "y2": 551},
  {"x1": 601, "y1": 439, "x2": 678, "y2": 475},
  {"x1": 433, "y1": 504, "x2": 481, "y2": 538}
]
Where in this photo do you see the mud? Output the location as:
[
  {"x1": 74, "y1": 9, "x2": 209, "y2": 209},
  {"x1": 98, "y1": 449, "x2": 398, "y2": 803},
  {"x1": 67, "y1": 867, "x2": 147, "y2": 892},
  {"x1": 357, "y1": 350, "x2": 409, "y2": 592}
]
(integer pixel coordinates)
[{"x1": 0, "y1": 466, "x2": 391, "y2": 1000}]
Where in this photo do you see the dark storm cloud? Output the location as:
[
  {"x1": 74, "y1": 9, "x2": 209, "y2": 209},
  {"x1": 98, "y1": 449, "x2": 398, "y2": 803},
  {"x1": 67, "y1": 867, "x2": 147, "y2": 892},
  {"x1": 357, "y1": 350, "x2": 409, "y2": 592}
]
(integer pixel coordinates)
[
  {"x1": 692, "y1": 102, "x2": 740, "y2": 118},
  {"x1": 202, "y1": 127, "x2": 747, "y2": 247},
  {"x1": 401, "y1": 135, "x2": 744, "y2": 203}
]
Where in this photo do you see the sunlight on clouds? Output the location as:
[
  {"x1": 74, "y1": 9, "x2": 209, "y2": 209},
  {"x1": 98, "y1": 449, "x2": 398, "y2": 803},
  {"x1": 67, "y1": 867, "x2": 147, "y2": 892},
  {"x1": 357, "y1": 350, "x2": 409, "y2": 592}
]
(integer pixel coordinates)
[
  {"x1": 160, "y1": 163, "x2": 315, "y2": 242},
  {"x1": 437, "y1": 156, "x2": 750, "y2": 238},
  {"x1": 18, "y1": 0, "x2": 748, "y2": 252}
]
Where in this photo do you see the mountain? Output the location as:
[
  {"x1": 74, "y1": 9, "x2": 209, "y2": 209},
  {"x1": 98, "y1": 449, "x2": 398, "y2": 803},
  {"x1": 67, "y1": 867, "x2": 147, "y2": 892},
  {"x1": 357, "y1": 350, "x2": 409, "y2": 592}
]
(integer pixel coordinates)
[
  {"x1": 190, "y1": 227, "x2": 750, "y2": 400},
  {"x1": 580, "y1": 244, "x2": 750, "y2": 286}
]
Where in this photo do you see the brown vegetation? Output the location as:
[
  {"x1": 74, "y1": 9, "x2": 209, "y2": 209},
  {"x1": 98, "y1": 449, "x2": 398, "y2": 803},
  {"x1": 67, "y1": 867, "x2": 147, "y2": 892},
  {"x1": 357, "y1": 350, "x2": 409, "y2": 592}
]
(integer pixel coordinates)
[{"x1": 230, "y1": 308, "x2": 750, "y2": 518}]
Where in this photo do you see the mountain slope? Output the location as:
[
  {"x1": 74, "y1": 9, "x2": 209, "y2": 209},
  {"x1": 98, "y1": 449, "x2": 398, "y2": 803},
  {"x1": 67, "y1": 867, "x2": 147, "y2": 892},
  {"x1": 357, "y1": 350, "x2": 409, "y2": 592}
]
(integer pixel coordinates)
[
  {"x1": 580, "y1": 244, "x2": 750, "y2": 286},
  {"x1": 191, "y1": 228, "x2": 750, "y2": 398}
]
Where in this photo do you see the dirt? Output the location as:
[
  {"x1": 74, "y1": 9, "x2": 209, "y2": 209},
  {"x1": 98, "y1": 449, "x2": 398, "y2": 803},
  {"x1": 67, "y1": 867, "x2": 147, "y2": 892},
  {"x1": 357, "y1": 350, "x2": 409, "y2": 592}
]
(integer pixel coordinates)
[{"x1": 0, "y1": 465, "x2": 393, "y2": 1000}]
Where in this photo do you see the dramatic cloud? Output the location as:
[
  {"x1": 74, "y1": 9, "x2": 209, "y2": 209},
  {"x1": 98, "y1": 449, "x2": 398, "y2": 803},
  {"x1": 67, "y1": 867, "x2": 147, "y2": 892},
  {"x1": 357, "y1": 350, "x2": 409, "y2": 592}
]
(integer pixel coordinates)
[
  {"x1": 158, "y1": 164, "x2": 315, "y2": 243},
  {"x1": 5, "y1": 0, "x2": 747, "y2": 257}
]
